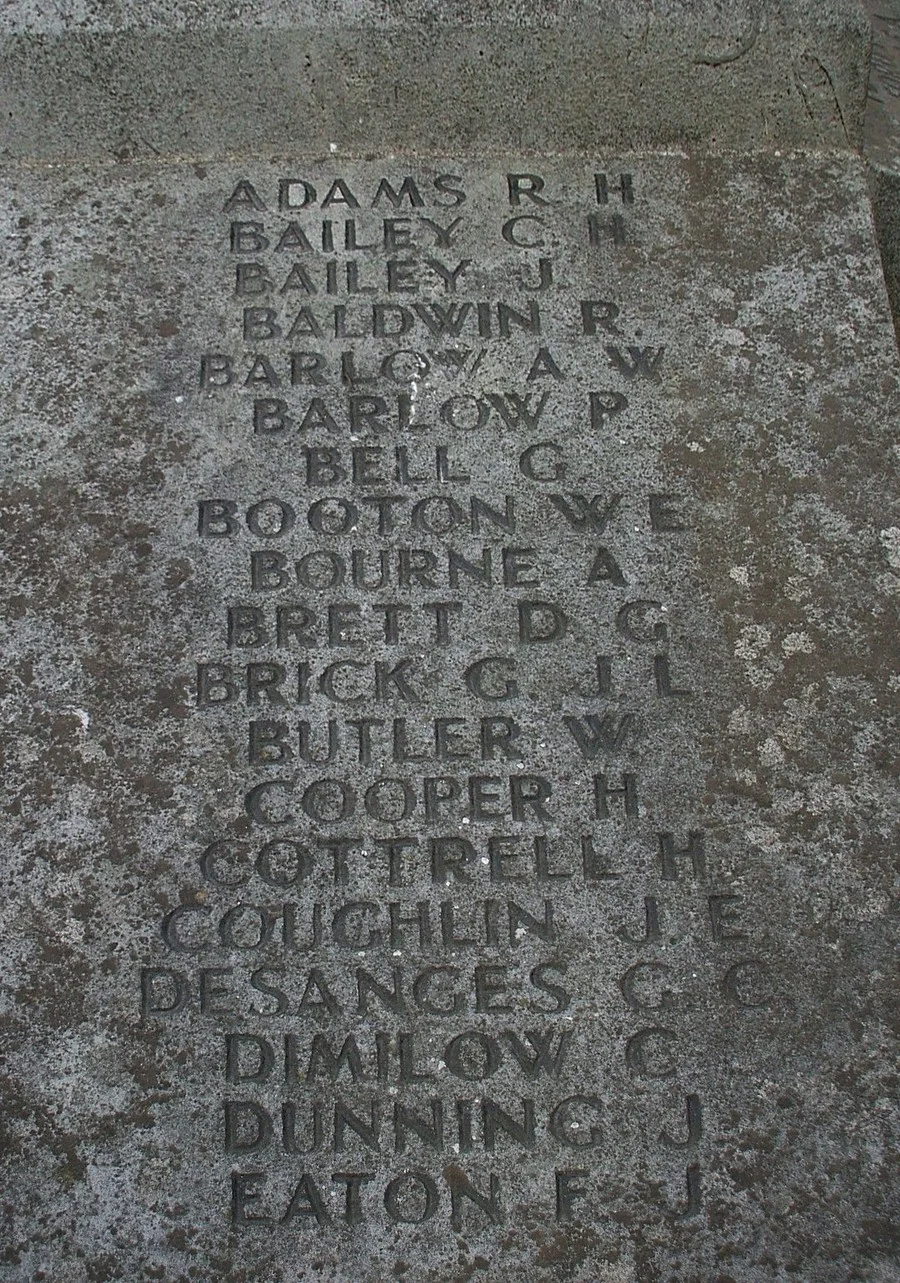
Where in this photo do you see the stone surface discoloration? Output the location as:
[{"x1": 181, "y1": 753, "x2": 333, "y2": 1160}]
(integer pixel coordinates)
[
  {"x1": 0, "y1": 1, "x2": 872, "y2": 160},
  {"x1": 865, "y1": 0, "x2": 900, "y2": 336},
  {"x1": 0, "y1": 153, "x2": 897, "y2": 1282}
]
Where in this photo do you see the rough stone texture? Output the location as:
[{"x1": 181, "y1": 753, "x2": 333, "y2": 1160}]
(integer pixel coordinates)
[
  {"x1": 0, "y1": 152, "x2": 897, "y2": 1282},
  {"x1": 0, "y1": 1, "x2": 872, "y2": 160},
  {"x1": 864, "y1": 1, "x2": 900, "y2": 336}
]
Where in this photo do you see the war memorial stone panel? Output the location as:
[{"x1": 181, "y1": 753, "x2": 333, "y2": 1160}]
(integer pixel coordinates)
[{"x1": 0, "y1": 149, "x2": 897, "y2": 1282}]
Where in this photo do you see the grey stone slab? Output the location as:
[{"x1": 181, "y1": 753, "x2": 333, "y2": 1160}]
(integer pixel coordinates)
[
  {"x1": 864, "y1": 1, "x2": 900, "y2": 335},
  {"x1": 0, "y1": 1, "x2": 872, "y2": 159},
  {"x1": 864, "y1": 0, "x2": 900, "y2": 162},
  {"x1": 0, "y1": 152, "x2": 898, "y2": 1283}
]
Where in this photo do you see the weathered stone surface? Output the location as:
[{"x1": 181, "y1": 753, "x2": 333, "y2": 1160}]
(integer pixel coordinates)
[
  {"x1": 0, "y1": 1, "x2": 871, "y2": 160},
  {"x1": 0, "y1": 154, "x2": 897, "y2": 1282},
  {"x1": 865, "y1": 0, "x2": 900, "y2": 335}
]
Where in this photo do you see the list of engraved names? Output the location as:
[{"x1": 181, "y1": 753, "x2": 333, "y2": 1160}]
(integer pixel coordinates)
[{"x1": 139, "y1": 168, "x2": 767, "y2": 1231}]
